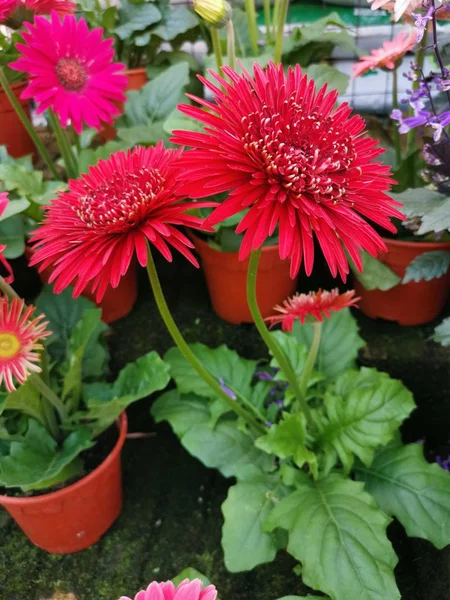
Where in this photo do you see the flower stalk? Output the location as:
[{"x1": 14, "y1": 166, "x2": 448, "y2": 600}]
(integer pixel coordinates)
[
  {"x1": 145, "y1": 242, "x2": 266, "y2": 434},
  {"x1": 273, "y1": 0, "x2": 288, "y2": 63},
  {"x1": 226, "y1": 20, "x2": 236, "y2": 70},
  {"x1": 392, "y1": 68, "x2": 402, "y2": 167},
  {"x1": 47, "y1": 109, "x2": 78, "y2": 179},
  {"x1": 244, "y1": 0, "x2": 259, "y2": 56},
  {"x1": 299, "y1": 321, "x2": 321, "y2": 397},
  {"x1": 210, "y1": 26, "x2": 223, "y2": 70},
  {"x1": 263, "y1": 0, "x2": 272, "y2": 44}
]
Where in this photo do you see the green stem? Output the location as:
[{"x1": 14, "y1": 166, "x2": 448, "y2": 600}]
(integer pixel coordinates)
[
  {"x1": 227, "y1": 20, "x2": 236, "y2": 70},
  {"x1": 210, "y1": 27, "x2": 223, "y2": 70},
  {"x1": 273, "y1": 0, "x2": 288, "y2": 63},
  {"x1": 0, "y1": 66, "x2": 59, "y2": 180},
  {"x1": 39, "y1": 392, "x2": 61, "y2": 441},
  {"x1": 392, "y1": 68, "x2": 401, "y2": 168},
  {"x1": 29, "y1": 373, "x2": 67, "y2": 424},
  {"x1": 263, "y1": 0, "x2": 272, "y2": 44},
  {"x1": 406, "y1": 27, "x2": 428, "y2": 157},
  {"x1": 145, "y1": 243, "x2": 266, "y2": 434},
  {"x1": 0, "y1": 276, "x2": 19, "y2": 300},
  {"x1": 246, "y1": 250, "x2": 314, "y2": 428},
  {"x1": 48, "y1": 110, "x2": 78, "y2": 179},
  {"x1": 72, "y1": 126, "x2": 82, "y2": 156},
  {"x1": 299, "y1": 321, "x2": 321, "y2": 397},
  {"x1": 244, "y1": 0, "x2": 259, "y2": 56}
]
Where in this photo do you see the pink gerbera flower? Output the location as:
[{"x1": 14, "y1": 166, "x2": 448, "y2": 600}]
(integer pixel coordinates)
[
  {"x1": 368, "y1": 0, "x2": 421, "y2": 21},
  {"x1": 10, "y1": 12, "x2": 127, "y2": 134},
  {"x1": 120, "y1": 579, "x2": 217, "y2": 600},
  {"x1": 265, "y1": 289, "x2": 360, "y2": 331},
  {"x1": 0, "y1": 297, "x2": 51, "y2": 392},
  {"x1": 352, "y1": 30, "x2": 416, "y2": 77},
  {"x1": 30, "y1": 144, "x2": 215, "y2": 301},
  {"x1": 0, "y1": 193, "x2": 13, "y2": 284},
  {"x1": 0, "y1": 0, "x2": 16, "y2": 21},
  {"x1": 172, "y1": 62, "x2": 402, "y2": 281},
  {"x1": 0, "y1": 0, "x2": 74, "y2": 24}
]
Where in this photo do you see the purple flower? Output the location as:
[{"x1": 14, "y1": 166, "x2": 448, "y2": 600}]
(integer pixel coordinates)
[
  {"x1": 256, "y1": 371, "x2": 274, "y2": 381},
  {"x1": 218, "y1": 377, "x2": 236, "y2": 400},
  {"x1": 265, "y1": 420, "x2": 273, "y2": 427},
  {"x1": 412, "y1": 7, "x2": 434, "y2": 42},
  {"x1": 436, "y1": 455, "x2": 450, "y2": 471}
]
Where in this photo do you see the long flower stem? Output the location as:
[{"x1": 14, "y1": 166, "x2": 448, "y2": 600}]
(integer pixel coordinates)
[
  {"x1": 246, "y1": 250, "x2": 314, "y2": 428},
  {"x1": 392, "y1": 68, "x2": 401, "y2": 168},
  {"x1": 273, "y1": 0, "x2": 288, "y2": 63},
  {"x1": 406, "y1": 27, "x2": 428, "y2": 155},
  {"x1": 145, "y1": 244, "x2": 266, "y2": 434},
  {"x1": 210, "y1": 27, "x2": 223, "y2": 70},
  {"x1": 244, "y1": 0, "x2": 259, "y2": 56},
  {"x1": 227, "y1": 20, "x2": 236, "y2": 70},
  {"x1": 39, "y1": 390, "x2": 61, "y2": 441},
  {"x1": 0, "y1": 66, "x2": 59, "y2": 180},
  {"x1": 47, "y1": 110, "x2": 78, "y2": 179},
  {"x1": 299, "y1": 321, "x2": 321, "y2": 397},
  {"x1": 431, "y1": 0, "x2": 450, "y2": 106},
  {"x1": 263, "y1": 0, "x2": 272, "y2": 44}
]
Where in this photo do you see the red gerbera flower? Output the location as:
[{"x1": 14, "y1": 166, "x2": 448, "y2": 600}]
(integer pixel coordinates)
[
  {"x1": 0, "y1": 297, "x2": 51, "y2": 392},
  {"x1": 10, "y1": 12, "x2": 126, "y2": 134},
  {"x1": 172, "y1": 62, "x2": 403, "y2": 281},
  {"x1": 0, "y1": 193, "x2": 13, "y2": 284},
  {"x1": 0, "y1": 0, "x2": 74, "y2": 24},
  {"x1": 265, "y1": 288, "x2": 359, "y2": 331},
  {"x1": 30, "y1": 144, "x2": 215, "y2": 301},
  {"x1": 0, "y1": 0, "x2": 16, "y2": 21}
]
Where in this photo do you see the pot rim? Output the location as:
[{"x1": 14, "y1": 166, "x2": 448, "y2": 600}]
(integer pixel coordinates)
[
  {"x1": 0, "y1": 412, "x2": 128, "y2": 506},
  {"x1": 382, "y1": 237, "x2": 450, "y2": 250},
  {"x1": 125, "y1": 67, "x2": 147, "y2": 76},
  {"x1": 188, "y1": 229, "x2": 279, "y2": 256}
]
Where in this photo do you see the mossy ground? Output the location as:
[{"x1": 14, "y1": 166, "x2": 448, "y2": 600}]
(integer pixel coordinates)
[{"x1": 1, "y1": 255, "x2": 449, "y2": 600}]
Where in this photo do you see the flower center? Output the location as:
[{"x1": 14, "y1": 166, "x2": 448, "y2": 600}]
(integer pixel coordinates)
[
  {"x1": 0, "y1": 332, "x2": 21, "y2": 358},
  {"x1": 55, "y1": 58, "x2": 87, "y2": 92},
  {"x1": 76, "y1": 167, "x2": 165, "y2": 232},
  {"x1": 242, "y1": 98, "x2": 359, "y2": 206}
]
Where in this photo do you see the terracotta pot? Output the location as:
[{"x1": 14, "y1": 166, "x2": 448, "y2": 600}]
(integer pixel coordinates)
[
  {"x1": 25, "y1": 246, "x2": 138, "y2": 324},
  {"x1": 0, "y1": 81, "x2": 35, "y2": 158},
  {"x1": 190, "y1": 231, "x2": 297, "y2": 324},
  {"x1": 0, "y1": 413, "x2": 128, "y2": 554},
  {"x1": 354, "y1": 238, "x2": 450, "y2": 326},
  {"x1": 100, "y1": 68, "x2": 148, "y2": 142}
]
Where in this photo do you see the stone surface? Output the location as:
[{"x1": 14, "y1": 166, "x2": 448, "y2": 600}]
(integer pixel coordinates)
[{"x1": 0, "y1": 255, "x2": 449, "y2": 599}]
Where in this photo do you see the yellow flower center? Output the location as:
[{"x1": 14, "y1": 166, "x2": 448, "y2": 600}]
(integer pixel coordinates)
[{"x1": 0, "y1": 332, "x2": 21, "y2": 358}]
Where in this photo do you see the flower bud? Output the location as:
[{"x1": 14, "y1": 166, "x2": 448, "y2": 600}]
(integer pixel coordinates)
[{"x1": 191, "y1": 0, "x2": 232, "y2": 28}]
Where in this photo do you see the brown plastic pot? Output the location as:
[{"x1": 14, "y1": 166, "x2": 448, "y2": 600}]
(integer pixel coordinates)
[
  {"x1": 190, "y1": 231, "x2": 297, "y2": 324},
  {"x1": 0, "y1": 413, "x2": 128, "y2": 554},
  {"x1": 100, "y1": 68, "x2": 148, "y2": 142},
  {"x1": 0, "y1": 81, "x2": 35, "y2": 158},
  {"x1": 354, "y1": 238, "x2": 450, "y2": 326},
  {"x1": 25, "y1": 246, "x2": 138, "y2": 324}
]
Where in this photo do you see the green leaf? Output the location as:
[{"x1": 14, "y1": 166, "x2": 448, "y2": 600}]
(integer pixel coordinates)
[
  {"x1": 349, "y1": 251, "x2": 401, "y2": 291},
  {"x1": 115, "y1": 1, "x2": 161, "y2": 39},
  {"x1": 76, "y1": 351, "x2": 170, "y2": 436},
  {"x1": 269, "y1": 331, "x2": 308, "y2": 381},
  {"x1": 101, "y1": 5, "x2": 117, "y2": 30},
  {"x1": 0, "y1": 215, "x2": 25, "y2": 258},
  {"x1": 391, "y1": 188, "x2": 450, "y2": 234},
  {"x1": 152, "y1": 390, "x2": 273, "y2": 478},
  {"x1": 77, "y1": 141, "x2": 130, "y2": 175},
  {"x1": 276, "y1": 597, "x2": 328, "y2": 600},
  {"x1": 0, "y1": 420, "x2": 93, "y2": 491},
  {"x1": 433, "y1": 316, "x2": 450, "y2": 346},
  {"x1": 402, "y1": 250, "x2": 450, "y2": 283},
  {"x1": 293, "y1": 308, "x2": 364, "y2": 379},
  {"x1": 256, "y1": 412, "x2": 317, "y2": 476},
  {"x1": 117, "y1": 123, "x2": 169, "y2": 146},
  {"x1": 0, "y1": 163, "x2": 43, "y2": 196},
  {"x1": 303, "y1": 64, "x2": 349, "y2": 95},
  {"x1": 0, "y1": 198, "x2": 29, "y2": 221},
  {"x1": 317, "y1": 368, "x2": 415, "y2": 473},
  {"x1": 163, "y1": 108, "x2": 204, "y2": 135},
  {"x1": 204, "y1": 54, "x2": 272, "y2": 85},
  {"x1": 265, "y1": 473, "x2": 400, "y2": 600},
  {"x1": 1, "y1": 382, "x2": 46, "y2": 427},
  {"x1": 222, "y1": 479, "x2": 280, "y2": 572},
  {"x1": 152, "y1": 5, "x2": 198, "y2": 41},
  {"x1": 164, "y1": 343, "x2": 256, "y2": 404},
  {"x1": 172, "y1": 568, "x2": 213, "y2": 588},
  {"x1": 356, "y1": 443, "x2": 450, "y2": 549}
]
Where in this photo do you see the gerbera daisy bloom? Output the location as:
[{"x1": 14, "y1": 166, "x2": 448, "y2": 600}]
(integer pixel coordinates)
[
  {"x1": 172, "y1": 62, "x2": 402, "y2": 281},
  {"x1": 120, "y1": 579, "x2": 217, "y2": 600},
  {"x1": 265, "y1": 289, "x2": 359, "y2": 331},
  {"x1": 367, "y1": 0, "x2": 420, "y2": 21},
  {"x1": 0, "y1": 297, "x2": 51, "y2": 392},
  {"x1": 0, "y1": 193, "x2": 13, "y2": 284},
  {"x1": 1, "y1": 0, "x2": 74, "y2": 25},
  {"x1": 352, "y1": 30, "x2": 416, "y2": 77},
  {"x1": 29, "y1": 144, "x2": 215, "y2": 301},
  {"x1": 9, "y1": 12, "x2": 127, "y2": 134}
]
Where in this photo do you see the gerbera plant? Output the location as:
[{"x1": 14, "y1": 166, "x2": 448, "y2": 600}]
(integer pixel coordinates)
[
  {"x1": 121, "y1": 578, "x2": 217, "y2": 600},
  {"x1": 29, "y1": 60, "x2": 450, "y2": 598}
]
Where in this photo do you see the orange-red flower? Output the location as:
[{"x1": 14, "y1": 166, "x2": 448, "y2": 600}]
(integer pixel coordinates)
[
  {"x1": 265, "y1": 289, "x2": 359, "y2": 331},
  {"x1": 352, "y1": 30, "x2": 416, "y2": 77},
  {"x1": 172, "y1": 62, "x2": 402, "y2": 281},
  {"x1": 0, "y1": 298, "x2": 51, "y2": 391},
  {"x1": 0, "y1": 0, "x2": 74, "y2": 23},
  {"x1": 30, "y1": 144, "x2": 215, "y2": 301}
]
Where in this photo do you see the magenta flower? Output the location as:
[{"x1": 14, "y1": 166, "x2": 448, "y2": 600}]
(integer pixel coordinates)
[{"x1": 120, "y1": 579, "x2": 217, "y2": 600}]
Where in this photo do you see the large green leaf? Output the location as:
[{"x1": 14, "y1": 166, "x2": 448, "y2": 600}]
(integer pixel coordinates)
[
  {"x1": 222, "y1": 479, "x2": 280, "y2": 572},
  {"x1": 1, "y1": 381, "x2": 46, "y2": 426},
  {"x1": 402, "y1": 250, "x2": 450, "y2": 283},
  {"x1": 433, "y1": 316, "x2": 450, "y2": 346},
  {"x1": 74, "y1": 351, "x2": 170, "y2": 436},
  {"x1": 356, "y1": 443, "x2": 450, "y2": 549},
  {"x1": 349, "y1": 251, "x2": 401, "y2": 291},
  {"x1": 293, "y1": 308, "x2": 364, "y2": 379},
  {"x1": 0, "y1": 163, "x2": 43, "y2": 196},
  {"x1": 303, "y1": 64, "x2": 349, "y2": 95},
  {"x1": 317, "y1": 368, "x2": 415, "y2": 473},
  {"x1": 269, "y1": 331, "x2": 308, "y2": 382},
  {"x1": 266, "y1": 473, "x2": 400, "y2": 600},
  {"x1": 0, "y1": 215, "x2": 25, "y2": 258},
  {"x1": 152, "y1": 390, "x2": 273, "y2": 478},
  {"x1": 77, "y1": 141, "x2": 130, "y2": 175},
  {"x1": 0, "y1": 198, "x2": 29, "y2": 221},
  {"x1": 391, "y1": 188, "x2": 450, "y2": 234},
  {"x1": 152, "y1": 5, "x2": 198, "y2": 41},
  {"x1": 115, "y1": 0, "x2": 161, "y2": 39},
  {"x1": 0, "y1": 420, "x2": 93, "y2": 491}
]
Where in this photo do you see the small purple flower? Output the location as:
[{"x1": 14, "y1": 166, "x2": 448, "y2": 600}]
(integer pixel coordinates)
[
  {"x1": 265, "y1": 421, "x2": 273, "y2": 427},
  {"x1": 275, "y1": 399, "x2": 284, "y2": 407},
  {"x1": 256, "y1": 371, "x2": 275, "y2": 381},
  {"x1": 412, "y1": 6, "x2": 434, "y2": 42},
  {"x1": 218, "y1": 377, "x2": 236, "y2": 400},
  {"x1": 436, "y1": 455, "x2": 450, "y2": 471}
]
